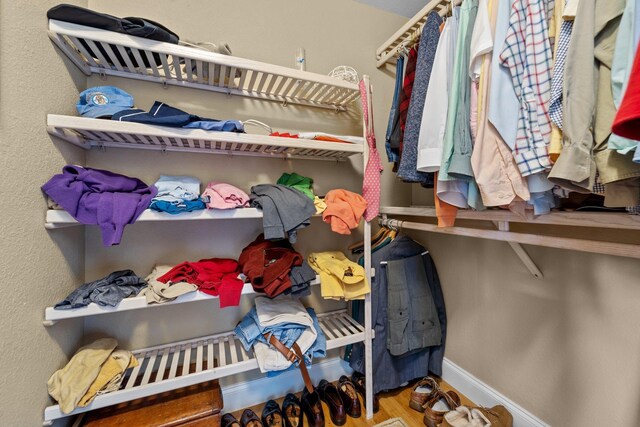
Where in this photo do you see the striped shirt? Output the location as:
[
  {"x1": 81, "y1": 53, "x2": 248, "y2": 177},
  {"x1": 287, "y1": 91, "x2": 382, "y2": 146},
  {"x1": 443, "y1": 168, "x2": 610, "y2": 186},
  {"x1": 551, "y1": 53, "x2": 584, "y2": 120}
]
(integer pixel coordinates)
[{"x1": 499, "y1": 0, "x2": 553, "y2": 176}]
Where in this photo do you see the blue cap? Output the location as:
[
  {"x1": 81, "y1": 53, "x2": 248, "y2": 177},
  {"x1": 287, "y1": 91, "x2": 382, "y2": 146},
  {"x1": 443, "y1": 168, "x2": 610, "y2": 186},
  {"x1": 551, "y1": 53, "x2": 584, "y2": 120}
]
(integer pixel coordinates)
[{"x1": 77, "y1": 86, "x2": 134, "y2": 118}]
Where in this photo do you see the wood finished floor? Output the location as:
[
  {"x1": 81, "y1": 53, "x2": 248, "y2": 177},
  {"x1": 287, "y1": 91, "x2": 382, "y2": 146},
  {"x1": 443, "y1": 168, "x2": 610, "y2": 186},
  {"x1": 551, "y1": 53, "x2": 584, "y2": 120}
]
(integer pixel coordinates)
[{"x1": 229, "y1": 377, "x2": 475, "y2": 427}]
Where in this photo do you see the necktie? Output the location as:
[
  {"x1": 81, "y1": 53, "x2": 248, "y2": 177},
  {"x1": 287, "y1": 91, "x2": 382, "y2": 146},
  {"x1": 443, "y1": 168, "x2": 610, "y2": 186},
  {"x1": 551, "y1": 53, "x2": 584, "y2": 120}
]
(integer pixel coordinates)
[{"x1": 359, "y1": 80, "x2": 382, "y2": 222}]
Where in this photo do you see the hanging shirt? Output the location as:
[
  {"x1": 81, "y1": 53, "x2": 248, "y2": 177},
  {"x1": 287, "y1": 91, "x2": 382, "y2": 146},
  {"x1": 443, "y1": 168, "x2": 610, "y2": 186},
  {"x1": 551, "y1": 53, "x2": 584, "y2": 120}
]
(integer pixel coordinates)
[
  {"x1": 385, "y1": 56, "x2": 405, "y2": 163},
  {"x1": 499, "y1": 0, "x2": 553, "y2": 177},
  {"x1": 416, "y1": 9, "x2": 460, "y2": 173}
]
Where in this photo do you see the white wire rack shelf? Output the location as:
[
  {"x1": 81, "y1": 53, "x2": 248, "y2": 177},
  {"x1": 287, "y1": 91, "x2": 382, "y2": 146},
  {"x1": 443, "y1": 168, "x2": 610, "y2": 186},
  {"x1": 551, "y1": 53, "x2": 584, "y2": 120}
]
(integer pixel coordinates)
[
  {"x1": 43, "y1": 309, "x2": 367, "y2": 424},
  {"x1": 376, "y1": 0, "x2": 457, "y2": 67},
  {"x1": 48, "y1": 19, "x2": 360, "y2": 111},
  {"x1": 47, "y1": 115, "x2": 364, "y2": 162},
  {"x1": 43, "y1": 279, "x2": 320, "y2": 325}
]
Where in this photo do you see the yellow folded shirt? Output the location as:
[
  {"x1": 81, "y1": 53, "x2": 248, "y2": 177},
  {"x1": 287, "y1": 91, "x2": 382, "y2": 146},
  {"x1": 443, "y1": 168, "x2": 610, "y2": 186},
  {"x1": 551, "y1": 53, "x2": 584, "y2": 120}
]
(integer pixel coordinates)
[
  {"x1": 308, "y1": 251, "x2": 369, "y2": 300},
  {"x1": 78, "y1": 349, "x2": 138, "y2": 407},
  {"x1": 47, "y1": 338, "x2": 118, "y2": 414}
]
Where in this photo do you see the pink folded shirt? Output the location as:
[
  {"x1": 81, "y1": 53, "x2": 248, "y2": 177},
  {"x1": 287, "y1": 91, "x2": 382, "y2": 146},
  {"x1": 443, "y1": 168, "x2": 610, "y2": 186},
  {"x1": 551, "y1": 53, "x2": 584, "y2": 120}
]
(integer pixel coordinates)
[{"x1": 202, "y1": 181, "x2": 250, "y2": 209}]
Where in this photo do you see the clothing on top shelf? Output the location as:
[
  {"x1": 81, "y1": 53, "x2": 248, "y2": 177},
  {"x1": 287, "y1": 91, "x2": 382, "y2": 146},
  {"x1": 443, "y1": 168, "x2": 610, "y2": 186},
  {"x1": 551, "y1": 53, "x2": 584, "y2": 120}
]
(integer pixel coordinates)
[
  {"x1": 239, "y1": 234, "x2": 313, "y2": 298},
  {"x1": 54, "y1": 270, "x2": 146, "y2": 310},
  {"x1": 269, "y1": 132, "x2": 364, "y2": 144},
  {"x1": 277, "y1": 172, "x2": 315, "y2": 200},
  {"x1": 48, "y1": 338, "x2": 137, "y2": 414},
  {"x1": 42, "y1": 165, "x2": 157, "y2": 246},
  {"x1": 150, "y1": 175, "x2": 206, "y2": 214},
  {"x1": 201, "y1": 181, "x2": 250, "y2": 209},
  {"x1": 250, "y1": 184, "x2": 316, "y2": 243},
  {"x1": 157, "y1": 258, "x2": 244, "y2": 308},
  {"x1": 112, "y1": 101, "x2": 245, "y2": 133},
  {"x1": 308, "y1": 251, "x2": 369, "y2": 300},
  {"x1": 322, "y1": 189, "x2": 368, "y2": 235},
  {"x1": 350, "y1": 236, "x2": 446, "y2": 394},
  {"x1": 396, "y1": 11, "x2": 442, "y2": 186},
  {"x1": 234, "y1": 296, "x2": 326, "y2": 375},
  {"x1": 140, "y1": 265, "x2": 198, "y2": 304}
]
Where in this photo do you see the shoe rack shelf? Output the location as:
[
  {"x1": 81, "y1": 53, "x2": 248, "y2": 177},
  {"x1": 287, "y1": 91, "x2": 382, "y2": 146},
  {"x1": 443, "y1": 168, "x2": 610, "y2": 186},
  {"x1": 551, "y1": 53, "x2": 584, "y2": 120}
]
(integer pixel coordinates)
[
  {"x1": 47, "y1": 115, "x2": 364, "y2": 162},
  {"x1": 48, "y1": 20, "x2": 360, "y2": 111},
  {"x1": 43, "y1": 309, "x2": 369, "y2": 423}
]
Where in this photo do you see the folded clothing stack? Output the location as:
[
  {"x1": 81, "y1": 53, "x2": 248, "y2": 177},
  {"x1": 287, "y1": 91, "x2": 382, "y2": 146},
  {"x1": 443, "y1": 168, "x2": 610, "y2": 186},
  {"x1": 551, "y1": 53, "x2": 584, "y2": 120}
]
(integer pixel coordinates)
[
  {"x1": 155, "y1": 258, "x2": 244, "y2": 308},
  {"x1": 323, "y1": 189, "x2": 368, "y2": 235},
  {"x1": 202, "y1": 181, "x2": 250, "y2": 209},
  {"x1": 250, "y1": 184, "x2": 316, "y2": 243},
  {"x1": 41, "y1": 165, "x2": 157, "y2": 246},
  {"x1": 234, "y1": 296, "x2": 326, "y2": 375},
  {"x1": 48, "y1": 338, "x2": 137, "y2": 414},
  {"x1": 239, "y1": 234, "x2": 315, "y2": 298},
  {"x1": 150, "y1": 175, "x2": 206, "y2": 214},
  {"x1": 54, "y1": 270, "x2": 146, "y2": 310},
  {"x1": 308, "y1": 251, "x2": 369, "y2": 300}
]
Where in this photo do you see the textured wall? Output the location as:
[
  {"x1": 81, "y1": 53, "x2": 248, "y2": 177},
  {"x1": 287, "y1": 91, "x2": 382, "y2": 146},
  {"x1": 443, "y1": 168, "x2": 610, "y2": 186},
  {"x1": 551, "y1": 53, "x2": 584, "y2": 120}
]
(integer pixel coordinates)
[
  {"x1": 410, "y1": 227, "x2": 640, "y2": 426},
  {"x1": 0, "y1": 1, "x2": 87, "y2": 425}
]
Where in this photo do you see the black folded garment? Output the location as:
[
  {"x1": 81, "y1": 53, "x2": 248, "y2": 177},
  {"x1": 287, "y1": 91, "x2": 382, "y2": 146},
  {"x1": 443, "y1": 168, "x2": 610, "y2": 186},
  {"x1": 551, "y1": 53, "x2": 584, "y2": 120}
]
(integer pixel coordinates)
[{"x1": 48, "y1": 4, "x2": 179, "y2": 67}]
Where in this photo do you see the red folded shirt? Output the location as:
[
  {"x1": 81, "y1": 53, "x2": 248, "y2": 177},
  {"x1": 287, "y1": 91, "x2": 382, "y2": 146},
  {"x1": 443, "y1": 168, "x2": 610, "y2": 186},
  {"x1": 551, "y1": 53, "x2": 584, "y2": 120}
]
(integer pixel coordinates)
[{"x1": 158, "y1": 258, "x2": 244, "y2": 308}]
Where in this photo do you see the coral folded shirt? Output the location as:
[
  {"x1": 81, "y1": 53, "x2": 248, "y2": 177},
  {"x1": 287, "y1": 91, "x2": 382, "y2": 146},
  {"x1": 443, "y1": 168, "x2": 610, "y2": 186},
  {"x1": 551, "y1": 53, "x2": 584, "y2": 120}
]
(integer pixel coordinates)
[{"x1": 322, "y1": 189, "x2": 368, "y2": 235}]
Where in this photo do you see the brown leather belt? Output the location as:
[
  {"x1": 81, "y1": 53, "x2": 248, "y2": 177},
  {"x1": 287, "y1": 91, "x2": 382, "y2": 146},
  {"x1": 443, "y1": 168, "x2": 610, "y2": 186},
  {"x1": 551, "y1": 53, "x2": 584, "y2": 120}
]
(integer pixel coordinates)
[{"x1": 264, "y1": 333, "x2": 314, "y2": 393}]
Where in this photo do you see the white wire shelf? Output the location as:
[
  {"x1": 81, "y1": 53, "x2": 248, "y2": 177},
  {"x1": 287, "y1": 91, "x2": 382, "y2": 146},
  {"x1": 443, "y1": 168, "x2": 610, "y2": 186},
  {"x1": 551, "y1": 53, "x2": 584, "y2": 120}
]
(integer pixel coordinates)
[
  {"x1": 43, "y1": 309, "x2": 367, "y2": 423},
  {"x1": 45, "y1": 207, "x2": 266, "y2": 229},
  {"x1": 48, "y1": 19, "x2": 360, "y2": 111},
  {"x1": 47, "y1": 115, "x2": 364, "y2": 162},
  {"x1": 43, "y1": 279, "x2": 322, "y2": 326}
]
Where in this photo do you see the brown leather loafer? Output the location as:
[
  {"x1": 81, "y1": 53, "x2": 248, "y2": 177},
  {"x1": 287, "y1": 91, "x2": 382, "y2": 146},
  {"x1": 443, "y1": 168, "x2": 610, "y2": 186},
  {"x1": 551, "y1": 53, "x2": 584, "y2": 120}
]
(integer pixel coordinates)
[
  {"x1": 301, "y1": 387, "x2": 325, "y2": 427},
  {"x1": 282, "y1": 393, "x2": 302, "y2": 427},
  {"x1": 410, "y1": 377, "x2": 439, "y2": 411},
  {"x1": 222, "y1": 413, "x2": 242, "y2": 427},
  {"x1": 241, "y1": 409, "x2": 264, "y2": 427},
  {"x1": 318, "y1": 379, "x2": 346, "y2": 426},
  {"x1": 338, "y1": 375, "x2": 362, "y2": 418},
  {"x1": 351, "y1": 371, "x2": 379, "y2": 413},
  {"x1": 423, "y1": 390, "x2": 461, "y2": 427}
]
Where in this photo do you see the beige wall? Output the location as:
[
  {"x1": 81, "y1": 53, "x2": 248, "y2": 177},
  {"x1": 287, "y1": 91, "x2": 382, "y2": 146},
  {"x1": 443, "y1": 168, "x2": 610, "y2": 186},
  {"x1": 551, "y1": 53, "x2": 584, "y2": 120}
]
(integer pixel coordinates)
[
  {"x1": 409, "y1": 224, "x2": 640, "y2": 426},
  {"x1": 0, "y1": 1, "x2": 88, "y2": 426}
]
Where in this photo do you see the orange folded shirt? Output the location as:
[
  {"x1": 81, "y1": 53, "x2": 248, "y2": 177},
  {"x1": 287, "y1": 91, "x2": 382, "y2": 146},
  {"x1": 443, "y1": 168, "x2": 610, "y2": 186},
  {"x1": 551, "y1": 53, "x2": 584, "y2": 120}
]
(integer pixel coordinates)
[{"x1": 323, "y1": 189, "x2": 368, "y2": 235}]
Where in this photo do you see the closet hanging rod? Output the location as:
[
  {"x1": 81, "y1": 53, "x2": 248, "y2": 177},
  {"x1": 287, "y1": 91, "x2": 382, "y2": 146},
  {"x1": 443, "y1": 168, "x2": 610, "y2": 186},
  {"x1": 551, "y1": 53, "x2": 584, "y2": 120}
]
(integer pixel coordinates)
[
  {"x1": 375, "y1": 0, "x2": 461, "y2": 67},
  {"x1": 378, "y1": 217, "x2": 640, "y2": 260}
]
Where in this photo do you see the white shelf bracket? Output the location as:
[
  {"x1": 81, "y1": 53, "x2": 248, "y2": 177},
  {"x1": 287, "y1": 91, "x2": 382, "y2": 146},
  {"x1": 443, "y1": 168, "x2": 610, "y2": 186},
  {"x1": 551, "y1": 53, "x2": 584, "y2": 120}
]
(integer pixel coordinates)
[{"x1": 494, "y1": 221, "x2": 544, "y2": 279}]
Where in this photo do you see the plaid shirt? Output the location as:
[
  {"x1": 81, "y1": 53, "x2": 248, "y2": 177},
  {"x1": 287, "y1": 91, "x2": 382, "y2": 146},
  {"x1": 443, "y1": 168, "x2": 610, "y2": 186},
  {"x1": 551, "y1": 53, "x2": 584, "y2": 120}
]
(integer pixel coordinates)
[
  {"x1": 499, "y1": 0, "x2": 553, "y2": 177},
  {"x1": 549, "y1": 17, "x2": 573, "y2": 129}
]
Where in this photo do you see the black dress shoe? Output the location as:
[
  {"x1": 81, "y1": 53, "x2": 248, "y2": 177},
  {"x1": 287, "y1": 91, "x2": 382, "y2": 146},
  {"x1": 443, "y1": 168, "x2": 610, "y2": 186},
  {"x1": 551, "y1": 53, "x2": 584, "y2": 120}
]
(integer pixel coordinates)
[
  {"x1": 338, "y1": 375, "x2": 362, "y2": 418},
  {"x1": 240, "y1": 409, "x2": 264, "y2": 427},
  {"x1": 261, "y1": 400, "x2": 283, "y2": 427},
  {"x1": 222, "y1": 413, "x2": 242, "y2": 427},
  {"x1": 282, "y1": 393, "x2": 302, "y2": 427},
  {"x1": 318, "y1": 379, "x2": 346, "y2": 426},
  {"x1": 351, "y1": 371, "x2": 380, "y2": 413},
  {"x1": 300, "y1": 387, "x2": 325, "y2": 427}
]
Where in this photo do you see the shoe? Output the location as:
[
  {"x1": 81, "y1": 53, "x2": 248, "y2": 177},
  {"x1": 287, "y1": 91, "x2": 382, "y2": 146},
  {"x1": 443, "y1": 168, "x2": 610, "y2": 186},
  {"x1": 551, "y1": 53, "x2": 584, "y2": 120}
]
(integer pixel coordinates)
[
  {"x1": 300, "y1": 387, "x2": 325, "y2": 427},
  {"x1": 338, "y1": 375, "x2": 362, "y2": 418},
  {"x1": 241, "y1": 409, "x2": 264, "y2": 427},
  {"x1": 282, "y1": 393, "x2": 302, "y2": 427},
  {"x1": 423, "y1": 390, "x2": 461, "y2": 427},
  {"x1": 318, "y1": 379, "x2": 346, "y2": 426},
  {"x1": 261, "y1": 400, "x2": 283, "y2": 427},
  {"x1": 473, "y1": 405, "x2": 513, "y2": 427},
  {"x1": 410, "y1": 377, "x2": 439, "y2": 412},
  {"x1": 222, "y1": 413, "x2": 242, "y2": 427},
  {"x1": 351, "y1": 372, "x2": 379, "y2": 413}
]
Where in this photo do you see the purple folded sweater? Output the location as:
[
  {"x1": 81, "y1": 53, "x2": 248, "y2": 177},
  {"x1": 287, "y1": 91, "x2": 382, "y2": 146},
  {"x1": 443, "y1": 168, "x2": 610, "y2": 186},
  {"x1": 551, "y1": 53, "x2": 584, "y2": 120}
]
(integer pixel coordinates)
[{"x1": 42, "y1": 165, "x2": 157, "y2": 246}]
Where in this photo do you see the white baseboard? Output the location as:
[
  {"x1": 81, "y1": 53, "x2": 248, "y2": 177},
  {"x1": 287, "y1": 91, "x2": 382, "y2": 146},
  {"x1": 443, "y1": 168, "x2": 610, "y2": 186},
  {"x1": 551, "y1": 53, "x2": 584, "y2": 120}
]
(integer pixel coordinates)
[
  {"x1": 220, "y1": 357, "x2": 352, "y2": 413},
  {"x1": 441, "y1": 358, "x2": 550, "y2": 427}
]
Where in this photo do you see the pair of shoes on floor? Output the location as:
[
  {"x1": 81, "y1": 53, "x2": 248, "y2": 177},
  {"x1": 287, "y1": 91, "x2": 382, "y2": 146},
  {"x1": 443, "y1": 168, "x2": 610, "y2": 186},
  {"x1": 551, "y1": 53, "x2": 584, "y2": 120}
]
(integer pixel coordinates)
[
  {"x1": 442, "y1": 405, "x2": 513, "y2": 427},
  {"x1": 409, "y1": 376, "x2": 462, "y2": 427},
  {"x1": 317, "y1": 376, "x2": 361, "y2": 426},
  {"x1": 222, "y1": 395, "x2": 302, "y2": 427},
  {"x1": 351, "y1": 371, "x2": 380, "y2": 413}
]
